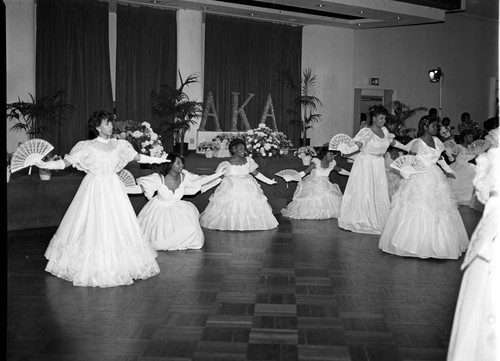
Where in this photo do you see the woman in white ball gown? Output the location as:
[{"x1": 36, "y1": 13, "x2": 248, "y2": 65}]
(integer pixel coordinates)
[
  {"x1": 447, "y1": 147, "x2": 500, "y2": 361},
  {"x1": 137, "y1": 153, "x2": 224, "y2": 251},
  {"x1": 281, "y1": 146, "x2": 350, "y2": 219},
  {"x1": 199, "y1": 137, "x2": 279, "y2": 231},
  {"x1": 338, "y1": 105, "x2": 410, "y2": 234},
  {"x1": 35, "y1": 110, "x2": 167, "y2": 287},
  {"x1": 379, "y1": 115, "x2": 469, "y2": 259},
  {"x1": 448, "y1": 129, "x2": 477, "y2": 206}
]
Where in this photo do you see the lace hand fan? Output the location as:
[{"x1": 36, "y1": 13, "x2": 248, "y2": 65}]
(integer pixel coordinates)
[
  {"x1": 329, "y1": 133, "x2": 353, "y2": 151},
  {"x1": 443, "y1": 139, "x2": 458, "y2": 154},
  {"x1": 117, "y1": 169, "x2": 137, "y2": 187},
  {"x1": 10, "y1": 139, "x2": 54, "y2": 173},
  {"x1": 275, "y1": 169, "x2": 301, "y2": 183},
  {"x1": 469, "y1": 139, "x2": 489, "y2": 155},
  {"x1": 390, "y1": 155, "x2": 427, "y2": 179}
]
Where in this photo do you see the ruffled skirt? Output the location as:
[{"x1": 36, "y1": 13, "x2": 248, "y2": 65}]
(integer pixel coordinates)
[
  {"x1": 200, "y1": 175, "x2": 278, "y2": 231},
  {"x1": 379, "y1": 165, "x2": 469, "y2": 259},
  {"x1": 281, "y1": 176, "x2": 342, "y2": 219},
  {"x1": 44, "y1": 174, "x2": 159, "y2": 287}
]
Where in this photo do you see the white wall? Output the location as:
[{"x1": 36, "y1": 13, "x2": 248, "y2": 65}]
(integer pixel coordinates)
[
  {"x1": 302, "y1": 25, "x2": 355, "y2": 146},
  {"x1": 353, "y1": 12, "x2": 498, "y2": 132}
]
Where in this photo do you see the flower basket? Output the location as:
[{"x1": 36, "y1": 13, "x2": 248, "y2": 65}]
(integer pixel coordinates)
[
  {"x1": 301, "y1": 155, "x2": 312, "y2": 166},
  {"x1": 294, "y1": 146, "x2": 317, "y2": 163},
  {"x1": 205, "y1": 149, "x2": 214, "y2": 158}
]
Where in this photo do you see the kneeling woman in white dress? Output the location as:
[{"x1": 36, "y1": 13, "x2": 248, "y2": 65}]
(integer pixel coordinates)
[
  {"x1": 281, "y1": 146, "x2": 350, "y2": 219},
  {"x1": 137, "y1": 153, "x2": 225, "y2": 251},
  {"x1": 379, "y1": 115, "x2": 469, "y2": 259},
  {"x1": 199, "y1": 137, "x2": 279, "y2": 231}
]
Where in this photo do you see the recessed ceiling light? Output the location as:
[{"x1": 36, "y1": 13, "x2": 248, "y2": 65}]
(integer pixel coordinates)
[
  {"x1": 317, "y1": 4, "x2": 325, "y2": 7},
  {"x1": 359, "y1": 11, "x2": 364, "y2": 14},
  {"x1": 202, "y1": 6, "x2": 209, "y2": 10},
  {"x1": 397, "y1": 16, "x2": 401, "y2": 19},
  {"x1": 250, "y1": 13, "x2": 256, "y2": 16}
]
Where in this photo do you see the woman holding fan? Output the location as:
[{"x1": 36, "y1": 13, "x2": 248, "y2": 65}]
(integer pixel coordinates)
[
  {"x1": 35, "y1": 110, "x2": 167, "y2": 287},
  {"x1": 378, "y1": 115, "x2": 469, "y2": 259}
]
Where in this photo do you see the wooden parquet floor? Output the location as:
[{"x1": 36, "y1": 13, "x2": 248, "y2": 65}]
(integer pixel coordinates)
[{"x1": 7, "y1": 207, "x2": 482, "y2": 361}]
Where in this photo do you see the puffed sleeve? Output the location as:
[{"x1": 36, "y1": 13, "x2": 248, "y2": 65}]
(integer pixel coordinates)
[
  {"x1": 183, "y1": 170, "x2": 202, "y2": 196},
  {"x1": 311, "y1": 157, "x2": 321, "y2": 167},
  {"x1": 216, "y1": 161, "x2": 231, "y2": 174},
  {"x1": 409, "y1": 138, "x2": 426, "y2": 155},
  {"x1": 136, "y1": 173, "x2": 162, "y2": 200},
  {"x1": 247, "y1": 157, "x2": 259, "y2": 173},
  {"x1": 64, "y1": 140, "x2": 90, "y2": 171},
  {"x1": 352, "y1": 127, "x2": 372, "y2": 146},
  {"x1": 116, "y1": 139, "x2": 138, "y2": 170}
]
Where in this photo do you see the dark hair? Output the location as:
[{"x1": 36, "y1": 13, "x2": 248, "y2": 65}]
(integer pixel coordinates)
[
  {"x1": 459, "y1": 129, "x2": 474, "y2": 144},
  {"x1": 152, "y1": 152, "x2": 184, "y2": 175},
  {"x1": 88, "y1": 110, "x2": 114, "y2": 137},
  {"x1": 461, "y1": 112, "x2": 471, "y2": 122},
  {"x1": 428, "y1": 108, "x2": 438, "y2": 116},
  {"x1": 368, "y1": 105, "x2": 388, "y2": 126},
  {"x1": 316, "y1": 146, "x2": 336, "y2": 160},
  {"x1": 441, "y1": 117, "x2": 450, "y2": 126},
  {"x1": 417, "y1": 115, "x2": 439, "y2": 137},
  {"x1": 228, "y1": 138, "x2": 247, "y2": 155}
]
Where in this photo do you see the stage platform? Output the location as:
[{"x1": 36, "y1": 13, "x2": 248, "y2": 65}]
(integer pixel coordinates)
[{"x1": 7, "y1": 153, "x2": 352, "y2": 231}]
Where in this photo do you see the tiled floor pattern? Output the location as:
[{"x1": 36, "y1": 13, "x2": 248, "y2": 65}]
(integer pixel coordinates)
[{"x1": 7, "y1": 208, "x2": 482, "y2": 361}]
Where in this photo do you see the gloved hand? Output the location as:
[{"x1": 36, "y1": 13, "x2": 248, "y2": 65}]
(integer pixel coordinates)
[
  {"x1": 392, "y1": 140, "x2": 410, "y2": 152},
  {"x1": 137, "y1": 154, "x2": 170, "y2": 164},
  {"x1": 437, "y1": 159, "x2": 456, "y2": 177},
  {"x1": 36, "y1": 159, "x2": 66, "y2": 170},
  {"x1": 337, "y1": 169, "x2": 350, "y2": 176},
  {"x1": 255, "y1": 172, "x2": 277, "y2": 185}
]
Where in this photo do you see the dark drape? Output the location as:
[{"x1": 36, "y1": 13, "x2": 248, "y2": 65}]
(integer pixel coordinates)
[
  {"x1": 115, "y1": 4, "x2": 177, "y2": 132},
  {"x1": 204, "y1": 15, "x2": 302, "y2": 144},
  {"x1": 36, "y1": 0, "x2": 113, "y2": 154}
]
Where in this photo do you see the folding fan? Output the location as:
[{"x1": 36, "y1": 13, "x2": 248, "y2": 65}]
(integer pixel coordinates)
[
  {"x1": 443, "y1": 139, "x2": 458, "y2": 155},
  {"x1": 275, "y1": 169, "x2": 301, "y2": 183},
  {"x1": 117, "y1": 169, "x2": 142, "y2": 194},
  {"x1": 329, "y1": 133, "x2": 352, "y2": 150},
  {"x1": 10, "y1": 139, "x2": 54, "y2": 173},
  {"x1": 469, "y1": 139, "x2": 489, "y2": 155},
  {"x1": 389, "y1": 155, "x2": 427, "y2": 179}
]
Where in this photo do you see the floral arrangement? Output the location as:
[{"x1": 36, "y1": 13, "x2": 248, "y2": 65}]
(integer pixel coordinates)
[
  {"x1": 113, "y1": 120, "x2": 166, "y2": 158},
  {"x1": 244, "y1": 123, "x2": 291, "y2": 158},
  {"x1": 276, "y1": 132, "x2": 293, "y2": 149},
  {"x1": 294, "y1": 146, "x2": 317, "y2": 158},
  {"x1": 198, "y1": 141, "x2": 220, "y2": 152}
]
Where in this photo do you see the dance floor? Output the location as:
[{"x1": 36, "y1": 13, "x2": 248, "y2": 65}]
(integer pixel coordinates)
[{"x1": 7, "y1": 206, "x2": 482, "y2": 361}]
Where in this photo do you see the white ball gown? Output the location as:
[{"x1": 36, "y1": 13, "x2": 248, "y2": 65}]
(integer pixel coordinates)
[
  {"x1": 338, "y1": 126, "x2": 393, "y2": 234},
  {"x1": 447, "y1": 148, "x2": 500, "y2": 361},
  {"x1": 137, "y1": 170, "x2": 205, "y2": 251},
  {"x1": 199, "y1": 157, "x2": 278, "y2": 231},
  {"x1": 281, "y1": 157, "x2": 343, "y2": 219},
  {"x1": 44, "y1": 137, "x2": 160, "y2": 287},
  {"x1": 378, "y1": 137, "x2": 469, "y2": 259},
  {"x1": 448, "y1": 144, "x2": 477, "y2": 206}
]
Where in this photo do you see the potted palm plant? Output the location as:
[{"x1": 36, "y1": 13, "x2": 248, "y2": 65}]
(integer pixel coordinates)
[
  {"x1": 386, "y1": 100, "x2": 428, "y2": 144},
  {"x1": 150, "y1": 71, "x2": 203, "y2": 156},
  {"x1": 6, "y1": 90, "x2": 74, "y2": 140}
]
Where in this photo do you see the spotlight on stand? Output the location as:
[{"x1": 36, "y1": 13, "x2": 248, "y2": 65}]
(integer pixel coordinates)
[
  {"x1": 428, "y1": 67, "x2": 444, "y2": 117},
  {"x1": 428, "y1": 67, "x2": 442, "y2": 83}
]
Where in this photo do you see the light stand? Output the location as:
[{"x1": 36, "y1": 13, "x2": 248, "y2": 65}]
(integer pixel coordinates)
[{"x1": 429, "y1": 67, "x2": 444, "y2": 117}]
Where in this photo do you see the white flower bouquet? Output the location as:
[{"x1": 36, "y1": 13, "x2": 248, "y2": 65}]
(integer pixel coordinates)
[
  {"x1": 244, "y1": 123, "x2": 287, "y2": 158},
  {"x1": 294, "y1": 146, "x2": 316, "y2": 158}
]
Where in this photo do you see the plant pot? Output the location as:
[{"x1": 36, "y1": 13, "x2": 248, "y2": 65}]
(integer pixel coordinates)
[
  {"x1": 205, "y1": 149, "x2": 214, "y2": 158},
  {"x1": 39, "y1": 168, "x2": 52, "y2": 180},
  {"x1": 301, "y1": 155, "x2": 312, "y2": 166},
  {"x1": 282, "y1": 148, "x2": 289, "y2": 155}
]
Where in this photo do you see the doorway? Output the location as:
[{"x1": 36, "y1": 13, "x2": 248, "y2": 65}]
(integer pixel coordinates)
[{"x1": 353, "y1": 88, "x2": 393, "y2": 135}]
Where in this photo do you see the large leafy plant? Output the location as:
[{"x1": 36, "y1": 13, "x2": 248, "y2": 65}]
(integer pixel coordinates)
[
  {"x1": 385, "y1": 100, "x2": 427, "y2": 143},
  {"x1": 150, "y1": 71, "x2": 203, "y2": 155},
  {"x1": 6, "y1": 90, "x2": 74, "y2": 139}
]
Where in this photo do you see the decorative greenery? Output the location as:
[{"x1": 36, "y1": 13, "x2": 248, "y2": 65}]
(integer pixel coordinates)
[
  {"x1": 6, "y1": 90, "x2": 74, "y2": 139},
  {"x1": 294, "y1": 146, "x2": 317, "y2": 158},
  {"x1": 197, "y1": 141, "x2": 220, "y2": 152},
  {"x1": 385, "y1": 100, "x2": 427, "y2": 143},
  {"x1": 113, "y1": 120, "x2": 166, "y2": 158},
  {"x1": 244, "y1": 123, "x2": 290, "y2": 158},
  {"x1": 151, "y1": 70, "x2": 203, "y2": 155}
]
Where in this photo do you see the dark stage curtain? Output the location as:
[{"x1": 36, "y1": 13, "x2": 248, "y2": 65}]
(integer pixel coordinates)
[
  {"x1": 204, "y1": 15, "x2": 302, "y2": 145},
  {"x1": 36, "y1": 0, "x2": 113, "y2": 154},
  {"x1": 115, "y1": 4, "x2": 177, "y2": 133}
]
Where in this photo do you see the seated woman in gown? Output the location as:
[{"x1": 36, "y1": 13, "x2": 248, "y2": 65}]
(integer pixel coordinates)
[
  {"x1": 137, "y1": 153, "x2": 225, "y2": 251},
  {"x1": 199, "y1": 137, "x2": 279, "y2": 231},
  {"x1": 281, "y1": 146, "x2": 350, "y2": 220}
]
